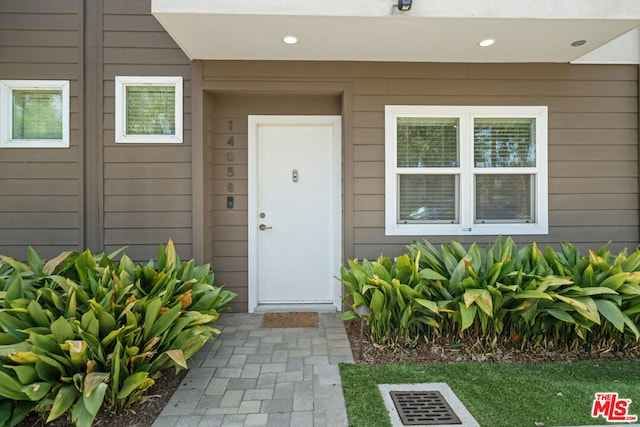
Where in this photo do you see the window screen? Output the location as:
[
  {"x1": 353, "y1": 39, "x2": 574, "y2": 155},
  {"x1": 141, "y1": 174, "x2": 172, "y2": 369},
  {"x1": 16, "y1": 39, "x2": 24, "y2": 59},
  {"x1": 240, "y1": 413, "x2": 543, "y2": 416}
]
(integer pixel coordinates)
[
  {"x1": 397, "y1": 117, "x2": 459, "y2": 167},
  {"x1": 125, "y1": 86, "x2": 176, "y2": 136},
  {"x1": 12, "y1": 89, "x2": 63, "y2": 140},
  {"x1": 474, "y1": 118, "x2": 535, "y2": 168}
]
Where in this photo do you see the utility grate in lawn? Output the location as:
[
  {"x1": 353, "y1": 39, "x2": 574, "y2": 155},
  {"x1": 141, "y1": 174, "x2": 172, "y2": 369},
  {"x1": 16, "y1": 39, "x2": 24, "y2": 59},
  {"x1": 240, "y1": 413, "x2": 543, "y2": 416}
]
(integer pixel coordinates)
[
  {"x1": 390, "y1": 390, "x2": 461, "y2": 425},
  {"x1": 379, "y1": 383, "x2": 480, "y2": 427}
]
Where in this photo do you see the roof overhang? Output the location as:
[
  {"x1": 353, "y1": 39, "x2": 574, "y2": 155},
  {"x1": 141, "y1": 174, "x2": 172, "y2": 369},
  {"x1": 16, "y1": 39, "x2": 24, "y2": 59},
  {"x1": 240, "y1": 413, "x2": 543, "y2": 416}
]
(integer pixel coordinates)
[{"x1": 152, "y1": 0, "x2": 640, "y2": 63}]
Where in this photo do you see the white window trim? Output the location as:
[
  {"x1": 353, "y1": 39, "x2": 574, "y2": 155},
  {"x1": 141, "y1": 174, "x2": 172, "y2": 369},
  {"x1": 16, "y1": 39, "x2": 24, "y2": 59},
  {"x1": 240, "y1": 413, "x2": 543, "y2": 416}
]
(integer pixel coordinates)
[
  {"x1": 385, "y1": 105, "x2": 548, "y2": 236},
  {"x1": 0, "y1": 80, "x2": 70, "y2": 148},
  {"x1": 115, "y1": 76, "x2": 183, "y2": 143}
]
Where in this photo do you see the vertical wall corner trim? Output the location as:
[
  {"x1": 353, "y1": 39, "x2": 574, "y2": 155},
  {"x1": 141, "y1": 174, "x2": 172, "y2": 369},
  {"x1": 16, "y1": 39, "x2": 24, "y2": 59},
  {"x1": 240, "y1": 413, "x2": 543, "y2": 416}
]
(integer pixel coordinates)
[
  {"x1": 191, "y1": 60, "x2": 205, "y2": 263},
  {"x1": 82, "y1": 0, "x2": 104, "y2": 251},
  {"x1": 637, "y1": 63, "x2": 640, "y2": 242}
]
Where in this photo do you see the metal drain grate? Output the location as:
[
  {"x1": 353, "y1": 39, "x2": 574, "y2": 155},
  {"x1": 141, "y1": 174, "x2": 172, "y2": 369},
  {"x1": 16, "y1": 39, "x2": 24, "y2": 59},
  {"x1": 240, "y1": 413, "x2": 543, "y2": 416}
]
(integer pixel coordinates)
[{"x1": 390, "y1": 390, "x2": 462, "y2": 425}]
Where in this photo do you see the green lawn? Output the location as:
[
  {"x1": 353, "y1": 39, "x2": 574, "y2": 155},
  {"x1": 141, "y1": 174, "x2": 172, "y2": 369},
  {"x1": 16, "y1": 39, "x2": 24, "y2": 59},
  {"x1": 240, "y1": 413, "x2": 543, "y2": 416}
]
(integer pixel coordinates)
[{"x1": 340, "y1": 361, "x2": 640, "y2": 427}]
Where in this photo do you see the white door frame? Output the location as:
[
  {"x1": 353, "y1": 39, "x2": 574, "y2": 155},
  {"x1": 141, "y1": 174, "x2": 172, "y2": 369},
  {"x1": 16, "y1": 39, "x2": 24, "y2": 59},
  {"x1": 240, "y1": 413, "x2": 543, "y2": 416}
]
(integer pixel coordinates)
[{"x1": 247, "y1": 115, "x2": 342, "y2": 313}]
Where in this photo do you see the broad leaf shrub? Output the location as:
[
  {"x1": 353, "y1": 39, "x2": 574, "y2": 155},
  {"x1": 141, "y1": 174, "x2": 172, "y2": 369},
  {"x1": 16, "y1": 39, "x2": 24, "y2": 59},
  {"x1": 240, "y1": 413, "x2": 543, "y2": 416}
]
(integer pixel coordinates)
[
  {"x1": 341, "y1": 237, "x2": 640, "y2": 350},
  {"x1": 0, "y1": 240, "x2": 236, "y2": 427}
]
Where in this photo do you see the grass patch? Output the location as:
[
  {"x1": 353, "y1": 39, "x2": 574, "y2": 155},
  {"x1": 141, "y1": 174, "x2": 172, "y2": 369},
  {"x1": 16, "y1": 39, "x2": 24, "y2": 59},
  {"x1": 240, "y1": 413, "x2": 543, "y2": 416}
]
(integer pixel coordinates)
[{"x1": 340, "y1": 361, "x2": 640, "y2": 427}]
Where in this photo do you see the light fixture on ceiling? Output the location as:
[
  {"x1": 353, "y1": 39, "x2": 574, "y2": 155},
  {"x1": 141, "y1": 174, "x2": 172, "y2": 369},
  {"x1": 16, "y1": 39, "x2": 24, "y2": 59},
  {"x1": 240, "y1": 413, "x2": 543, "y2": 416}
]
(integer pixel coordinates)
[
  {"x1": 397, "y1": 0, "x2": 412, "y2": 11},
  {"x1": 571, "y1": 40, "x2": 586, "y2": 47},
  {"x1": 478, "y1": 39, "x2": 495, "y2": 47},
  {"x1": 283, "y1": 36, "x2": 298, "y2": 45}
]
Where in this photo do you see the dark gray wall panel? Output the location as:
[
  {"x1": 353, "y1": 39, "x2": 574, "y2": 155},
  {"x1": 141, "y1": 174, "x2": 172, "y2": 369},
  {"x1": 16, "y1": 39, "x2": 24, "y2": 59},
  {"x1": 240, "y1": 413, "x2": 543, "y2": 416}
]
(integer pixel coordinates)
[{"x1": 0, "y1": 1, "x2": 83, "y2": 258}]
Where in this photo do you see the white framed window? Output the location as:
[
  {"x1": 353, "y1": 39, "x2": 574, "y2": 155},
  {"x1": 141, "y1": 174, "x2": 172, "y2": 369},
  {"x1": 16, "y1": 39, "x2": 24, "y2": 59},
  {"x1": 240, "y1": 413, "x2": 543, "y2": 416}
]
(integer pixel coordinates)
[
  {"x1": 0, "y1": 80, "x2": 70, "y2": 148},
  {"x1": 115, "y1": 76, "x2": 182, "y2": 143},
  {"x1": 385, "y1": 105, "x2": 548, "y2": 236}
]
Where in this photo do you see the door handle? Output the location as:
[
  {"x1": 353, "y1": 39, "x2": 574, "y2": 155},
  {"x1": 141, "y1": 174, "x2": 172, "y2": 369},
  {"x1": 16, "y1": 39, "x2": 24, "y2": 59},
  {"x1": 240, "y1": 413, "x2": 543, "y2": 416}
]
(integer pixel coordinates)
[{"x1": 259, "y1": 224, "x2": 272, "y2": 231}]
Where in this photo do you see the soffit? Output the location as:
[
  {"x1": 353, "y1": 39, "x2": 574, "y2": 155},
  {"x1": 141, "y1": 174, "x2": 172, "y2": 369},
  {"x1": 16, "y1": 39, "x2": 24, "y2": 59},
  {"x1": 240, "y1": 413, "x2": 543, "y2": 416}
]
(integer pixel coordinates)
[{"x1": 152, "y1": 0, "x2": 640, "y2": 63}]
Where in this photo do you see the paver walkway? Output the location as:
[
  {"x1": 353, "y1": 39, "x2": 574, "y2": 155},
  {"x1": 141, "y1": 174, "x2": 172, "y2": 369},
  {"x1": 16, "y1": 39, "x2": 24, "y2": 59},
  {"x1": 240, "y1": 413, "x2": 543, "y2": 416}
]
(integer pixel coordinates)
[{"x1": 153, "y1": 312, "x2": 354, "y2": 426}]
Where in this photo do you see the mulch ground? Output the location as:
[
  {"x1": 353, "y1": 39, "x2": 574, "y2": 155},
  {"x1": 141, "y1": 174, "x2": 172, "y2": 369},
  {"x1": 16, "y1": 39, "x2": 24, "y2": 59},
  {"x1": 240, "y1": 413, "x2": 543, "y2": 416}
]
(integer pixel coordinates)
[
  {"x1": 343, "y1": 320, "x2": 640, "y2": 365},
  {"x1": 16, "y1": 369, "x2": 187, "y2": 427}
]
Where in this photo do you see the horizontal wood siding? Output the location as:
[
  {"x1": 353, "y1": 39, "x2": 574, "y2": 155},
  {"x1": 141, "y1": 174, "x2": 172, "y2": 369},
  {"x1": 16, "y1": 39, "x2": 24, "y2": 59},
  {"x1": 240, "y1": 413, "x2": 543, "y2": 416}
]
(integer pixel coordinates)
[
  {"x1": 2, "y1": 1, "x2": 638, "y2": 314},
  {"x1": 349, "y1": 65, "x2": 638, "y2": 256},
  {"x1": 203, "y1": 61, "x2": 639, "y2": 280},
  {"x1": 102, "y1": 0, "x2": 192, "y2": 261},
  {"x1": 206, "y1": 93, "x2": 342, "y2": 312},
  {"x1": 0, "y1": 0, "x2": 82, "y2": 259}
]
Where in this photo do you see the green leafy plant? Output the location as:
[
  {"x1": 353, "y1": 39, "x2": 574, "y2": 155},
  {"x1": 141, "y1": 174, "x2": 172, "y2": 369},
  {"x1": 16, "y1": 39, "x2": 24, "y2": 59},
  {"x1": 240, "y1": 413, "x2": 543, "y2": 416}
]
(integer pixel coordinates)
[
  {"x1": 339, "y1": 251, "x2": 439, "y2": 344},
  {"x1": 341, "y1": 237, "x2": 640, "y2": 350},
  {"x1": 0, "y1": 240, "x2": 236, "y2": 426}
]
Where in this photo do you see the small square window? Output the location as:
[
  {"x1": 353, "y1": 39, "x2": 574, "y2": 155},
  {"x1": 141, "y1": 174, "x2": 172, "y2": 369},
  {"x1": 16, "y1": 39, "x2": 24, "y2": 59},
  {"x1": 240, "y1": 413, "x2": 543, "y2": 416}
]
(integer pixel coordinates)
[
  {"x1": 0, "y1": 80, "x2": 70, "y2": 148},
  {"x1": 115, "y1": 76, "x2": 183, "y2": 143}
]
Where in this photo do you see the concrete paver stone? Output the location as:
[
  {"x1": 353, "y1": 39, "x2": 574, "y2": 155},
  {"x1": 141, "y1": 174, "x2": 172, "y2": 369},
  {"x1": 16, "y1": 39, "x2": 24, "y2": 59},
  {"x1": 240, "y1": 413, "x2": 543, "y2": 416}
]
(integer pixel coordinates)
[{"x1": 153, "y1": 313, "x2": 353, "y2": 427}]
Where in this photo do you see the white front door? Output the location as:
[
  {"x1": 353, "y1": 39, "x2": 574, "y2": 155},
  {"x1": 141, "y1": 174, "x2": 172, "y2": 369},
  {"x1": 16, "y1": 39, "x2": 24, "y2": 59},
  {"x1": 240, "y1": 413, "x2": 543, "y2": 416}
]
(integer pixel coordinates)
[{"x1": 248, "y1": 116, "x2": 342, "y2": 312}]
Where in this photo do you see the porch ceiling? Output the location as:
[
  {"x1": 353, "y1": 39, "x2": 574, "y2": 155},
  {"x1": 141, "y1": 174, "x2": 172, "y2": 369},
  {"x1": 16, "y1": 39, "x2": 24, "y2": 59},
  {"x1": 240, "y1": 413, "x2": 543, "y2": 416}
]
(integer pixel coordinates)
[{"x1": 151, "y1": 0, "x2": 640, "y2": 63}]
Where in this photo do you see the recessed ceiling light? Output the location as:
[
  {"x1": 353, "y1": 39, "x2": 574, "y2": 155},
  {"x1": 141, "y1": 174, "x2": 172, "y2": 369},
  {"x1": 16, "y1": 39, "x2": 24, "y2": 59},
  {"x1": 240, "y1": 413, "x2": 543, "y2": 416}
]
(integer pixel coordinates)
[
  {"x1": 571, "y1": 40, "x2": 586, "y2": 47},
  {"x1": 283, "y1": 36, "x2": 298, "y2": 45},
  {"x1": 478, "y1": 39, "x2": 495, "y2": 47}
]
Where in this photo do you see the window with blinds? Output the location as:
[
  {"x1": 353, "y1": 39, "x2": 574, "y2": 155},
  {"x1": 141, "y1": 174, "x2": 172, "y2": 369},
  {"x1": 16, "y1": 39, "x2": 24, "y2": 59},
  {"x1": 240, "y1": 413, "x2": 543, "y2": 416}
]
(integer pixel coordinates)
[
  {"x1": 395, "y1": 117, "x2": 460, "y2": 224},
  {"x1": 399, "y1": 175, "x2": 458, "y2": 223},
  {"x1": 115, "y1": 76, "x2": 183, "y2": 143},
  {"x1": 385, "y1": 106, "x2": 548, "y2": 236},
  {"x1": 475, "y1": 174, "x2": 533, "y2": 222},
  {"x1": 0, "y1": 80, "x2": 70, "y2": 148},
  {"x1": 473, "y1": 118, "x2": 536, "y2": 223}
]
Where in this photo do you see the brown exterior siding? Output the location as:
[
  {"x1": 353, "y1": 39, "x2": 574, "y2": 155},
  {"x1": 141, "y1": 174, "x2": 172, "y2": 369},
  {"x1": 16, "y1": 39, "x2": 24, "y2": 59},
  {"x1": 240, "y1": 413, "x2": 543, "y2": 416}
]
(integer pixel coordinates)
[
  {"x1": 200, "y1": 62, "x2": 639, "y2": 271},
  {"x1": 0, "y1": 0, "x2": 83, "y2": 258},
  {"x1": 0, "y1": 0, "x2": 192, "y2": 263},
  {"x1": 2, "y1": 3, "x2": 639, "y2": 314},
  {"x1": 101, "y1": 0, "x2": 192, "y2": 261}
]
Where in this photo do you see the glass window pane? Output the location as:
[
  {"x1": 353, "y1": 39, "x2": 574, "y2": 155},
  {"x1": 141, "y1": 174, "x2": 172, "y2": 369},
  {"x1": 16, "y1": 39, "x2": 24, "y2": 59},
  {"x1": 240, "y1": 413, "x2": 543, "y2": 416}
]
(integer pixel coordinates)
[
  {"x1": 399, "y1": 175, "x2": 458, "y2": 223},
  {"x1": 12, "y1": 90, "x2": 63, "y2": 140},
  {"x1": 474, "y1": 118, "x2": 535, "y2": 167},
  {"x1": 475, "y1": 174, "x2": 534, "y2": 223},
  {"x1": 397, "y1": 117, "x2": 459, "y2": 167},
  {"x1": 126, "y1": 86, "x2": 176, "y2": 135}
]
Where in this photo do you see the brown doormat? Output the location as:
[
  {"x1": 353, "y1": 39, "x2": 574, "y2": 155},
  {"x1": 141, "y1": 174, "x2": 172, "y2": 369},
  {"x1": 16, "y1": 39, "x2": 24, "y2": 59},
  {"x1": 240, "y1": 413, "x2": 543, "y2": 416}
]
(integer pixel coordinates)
[{"x1": 259, "y1": 312, "x2": 319, "y2": 328}]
